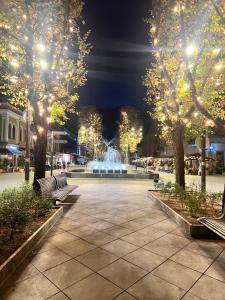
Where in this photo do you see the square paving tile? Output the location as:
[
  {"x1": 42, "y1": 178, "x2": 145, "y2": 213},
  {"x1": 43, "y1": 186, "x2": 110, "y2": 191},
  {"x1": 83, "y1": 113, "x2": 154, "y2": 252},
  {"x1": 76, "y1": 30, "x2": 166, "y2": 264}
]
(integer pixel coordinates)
[
  {"x1": 44, "y1": 259, "x2": 93, "y2": 289},
  {"x1": 101, "y1": 239, "x2": 138, "y2": 257},
  {"x1": 103, "y1": 216, "x2": 129, "y2": 225},
  {"x1": 76, "y1": 248, "x2": 118, "y2": 271},
  {"x1": 11, "y1": 260, "x2": 40, "y2": 283},
  {"x1": 56, "y1": 238, "x2": 96, "y2": 257},
  {"x1": 121, "y1": 220, "x2": 148, "y2": 231},
  {"x1": 31, "y1": 248, "x2": 71, "y2": 272},
  {"x1": 137, "y1": 225, "x2": 167, "y2": 238},
  {"x1": 2, "y1": 273, "x2": 59, "y2": 299},
  {"x1": 171, "y1": 249, "x2": 213, "y2": 273},
  {"x1": 152, "y1": 259, "x2": 202, "y2": 290},
  {"x1": 68, "y1": 225, "x2": 100, "y2": 238},
  {"x1": 82, "y1": 232, "x2": 117, "y2": 246},
  {"x1": 152, "y1": 219, "x2": 178, "y2": 233},
  {"x1": 63, "y1": 273, "x2": 122, "y2": 300},
  {"x1": 46, "y1": 227, "x2": 64, "y2": 237},
  {"x1": 124, "y1": 248, "x2": 167, "y2": 272},
  {"x1": 178, "y1": 292, "x2": 202, "y2": 300},
  {"x1": 103, "y1": 226, "x2": 133, "y2": 237},
  {"x1": 48, "y1": 292, "x2": 70, "y2": 300},
  {"x1": 144, "y1": 233, "x2": 190, "y2": 258},
  {"x1": 34, "y1": 240, "x2": 56, "y2": 254},
  {"x1": 134, "y1": 215, "x2": 166, "y2": 225},
  {"x1": 185, "y1": 241, "x2": 223, "y2": 259},
  {"x1": 55, "y1": 220, "x2": 82, "y2": 231},
  {"x1": 121, "y1": 231, "x2": 159, "y2": 247},
  {"x1": 189, "y1": 275, "x2": 225, "y2": 300},
  {"x1": 98, "y1": 258, "x2": 147, "y2": 289},
  {"x1": 46, "y1": 232, "x2": 78, "y2": 247},
  {"x1": 127, "y1": 273, "x2": 186, "y2": 300},
  {"x1": 89, "y1": 220, "x2": 114, "y2": 230},
  {"x1": 114, "y1": 292, "x2": 137, "y2": 300},
  {"x1": 205, "y1": 256, "x2": 225, "y2": 282}
]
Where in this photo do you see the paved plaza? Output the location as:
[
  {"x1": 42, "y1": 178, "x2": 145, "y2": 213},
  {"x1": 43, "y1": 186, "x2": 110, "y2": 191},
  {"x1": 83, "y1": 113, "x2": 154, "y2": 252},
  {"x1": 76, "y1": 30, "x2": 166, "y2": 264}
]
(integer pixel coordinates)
[
  {"x1": 0, "y1": 170, "x2": 224, "y2": 192},
  {"x1": 1, "y1": 179, "x2": 225, "y2": 300}
]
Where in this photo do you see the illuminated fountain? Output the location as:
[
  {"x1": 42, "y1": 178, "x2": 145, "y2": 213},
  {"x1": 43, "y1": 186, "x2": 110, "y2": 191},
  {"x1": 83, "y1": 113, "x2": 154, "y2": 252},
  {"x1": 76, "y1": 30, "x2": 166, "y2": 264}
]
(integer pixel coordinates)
[{"x1": 88, "y1": 140, "x2": 127, "y2": 173}]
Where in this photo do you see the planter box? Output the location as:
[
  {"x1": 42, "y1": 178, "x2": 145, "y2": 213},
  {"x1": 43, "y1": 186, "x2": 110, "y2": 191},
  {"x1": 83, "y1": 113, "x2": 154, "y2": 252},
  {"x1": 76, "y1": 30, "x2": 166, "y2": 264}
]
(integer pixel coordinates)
[
  {"x1": 0, "y1": 207, "x2": 63, "y2": 288},
  {"x1": 148, "y1": 190, "x2": 218, "y2": 239}
]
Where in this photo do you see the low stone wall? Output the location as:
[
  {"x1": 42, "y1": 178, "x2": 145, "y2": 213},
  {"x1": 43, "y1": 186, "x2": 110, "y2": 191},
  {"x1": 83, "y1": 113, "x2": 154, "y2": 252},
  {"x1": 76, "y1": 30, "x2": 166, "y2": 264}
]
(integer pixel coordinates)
[{"x1": 148, "y1": 190, "x2": 218, "y2": 239}]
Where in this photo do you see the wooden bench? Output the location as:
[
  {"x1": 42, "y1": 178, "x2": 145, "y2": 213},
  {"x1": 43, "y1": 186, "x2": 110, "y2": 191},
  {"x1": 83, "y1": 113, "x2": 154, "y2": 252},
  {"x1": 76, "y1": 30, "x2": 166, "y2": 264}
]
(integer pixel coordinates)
[
  {"x1": 198, "y1": 185, "x2": 225, "y2": 239},
  {"x1": 37, "y1": 174, "x2": 78, "y2": 202}
]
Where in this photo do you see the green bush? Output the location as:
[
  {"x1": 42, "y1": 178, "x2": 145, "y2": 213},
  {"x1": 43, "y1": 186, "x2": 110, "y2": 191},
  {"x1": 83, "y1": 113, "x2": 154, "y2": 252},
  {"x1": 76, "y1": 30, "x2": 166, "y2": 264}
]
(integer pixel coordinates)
[
  {"x1": 0, "y1": 184, "x2": 54, "y2": 240},
  {"x1": 154, "y1": 180, "x2": 223, "y2": 218}
]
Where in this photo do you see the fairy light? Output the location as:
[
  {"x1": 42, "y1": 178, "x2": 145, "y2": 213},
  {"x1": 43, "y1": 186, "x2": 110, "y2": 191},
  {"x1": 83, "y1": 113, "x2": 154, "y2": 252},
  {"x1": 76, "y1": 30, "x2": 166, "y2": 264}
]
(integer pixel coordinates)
[
  {"x1": 10, "y1": 44, "x2": 18, "y2": 51},
  {"x1": 40, "y1": 60, "x2": 48, "y2": 70},
  {"x1": 11, "y1": 60, "x2": 19, "y2": 68},
  {"x1": 37, "y1": 43, "x2": 45, "y2": 52},
  {"x1": 154, "y1": 38, "x2": 158, "y2": 46},
  {"x1": 151, "y1": 25, "x2": 156, "y2": 33},
  {"x1": 215, "y1": 64, "x2": 223, "y2": 71},
  {"x1": 23, "y1": 14, "x2": 27, "y2": 19},
  {"x1": 213, "y1": 48, "x2": 220, "y2": 55},
  {"x1": 24, "y1": 36, "x2": 28, "y2": 41},
  {"x1": 194, "y1": 112, "x2": 199, "y2": 117},
  {"x1": 70, "y1": 27, "x2": 74, "y2": 32},
  {"x1": 173, "y1": 5, "x2": 179, "y2": 13},
  {"x1": 185, "y1": 44, "x2": 195, "y2": 56},
  {"x1": 206, "y1": 120, "x2": 214, "y2": 127},
  {"x1": 183, "y1": 83, "x2": 189, "y2": 90}
]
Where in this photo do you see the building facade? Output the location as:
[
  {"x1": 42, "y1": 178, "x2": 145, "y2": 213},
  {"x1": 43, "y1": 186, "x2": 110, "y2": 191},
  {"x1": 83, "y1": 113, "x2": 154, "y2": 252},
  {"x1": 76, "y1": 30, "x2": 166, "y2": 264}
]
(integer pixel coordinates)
[{"x1": 0, "y1": 102, "x2": 33, "y2": 168}]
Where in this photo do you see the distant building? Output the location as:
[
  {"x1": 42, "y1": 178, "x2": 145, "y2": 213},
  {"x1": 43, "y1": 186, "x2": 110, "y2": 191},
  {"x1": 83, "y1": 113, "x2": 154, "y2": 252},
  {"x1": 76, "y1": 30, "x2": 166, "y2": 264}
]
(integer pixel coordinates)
[{"x1": 0, "y1": 101, "x2": 34, "y2": 167}]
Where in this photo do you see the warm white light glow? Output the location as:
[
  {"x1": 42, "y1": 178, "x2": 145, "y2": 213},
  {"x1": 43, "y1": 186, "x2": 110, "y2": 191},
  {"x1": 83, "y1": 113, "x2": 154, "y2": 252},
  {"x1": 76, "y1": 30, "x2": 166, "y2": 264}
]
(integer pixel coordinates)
[
  {"x1": 11, "y1": 60, "x2": 19, "y2": 68},
  {"x1": 37, "y1": 43, "x2": 46, "y2": 52},
  {"x1": 185, "y1": 44, "x2": 195, "y2": 56},
  {"x1": 215, "y1": 64, "x2": 223, "y2": 71},
  {"x1": 40, "y1": 60, "x2": 48, "y2": 70}
]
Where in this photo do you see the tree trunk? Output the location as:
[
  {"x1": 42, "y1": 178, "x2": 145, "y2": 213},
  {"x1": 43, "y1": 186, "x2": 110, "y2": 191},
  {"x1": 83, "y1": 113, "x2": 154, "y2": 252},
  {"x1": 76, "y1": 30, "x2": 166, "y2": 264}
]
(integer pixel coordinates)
[
  {"x1": 33, "y1": 131, "x2": 48, "y2": 191},
  {"x1": 201, "y1": 135, "x2": 206, "y2": 192},
  {"x1": 173, "y1": 125, "x2": 185, "y2": 189}
]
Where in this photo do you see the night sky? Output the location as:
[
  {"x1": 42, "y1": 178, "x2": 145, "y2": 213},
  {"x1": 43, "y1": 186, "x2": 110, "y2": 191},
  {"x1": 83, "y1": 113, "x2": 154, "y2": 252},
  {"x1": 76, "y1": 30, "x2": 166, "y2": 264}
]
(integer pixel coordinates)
[{"x1": 78, "y1": 0, "x2": 153, "y2": 139}]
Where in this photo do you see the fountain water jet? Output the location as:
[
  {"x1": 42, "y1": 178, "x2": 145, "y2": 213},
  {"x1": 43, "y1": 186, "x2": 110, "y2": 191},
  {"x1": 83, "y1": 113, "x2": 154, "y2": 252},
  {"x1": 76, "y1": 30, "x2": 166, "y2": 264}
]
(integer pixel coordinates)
[{"x1": 88, "y1": 139, "x2": 127, "y2": 172}]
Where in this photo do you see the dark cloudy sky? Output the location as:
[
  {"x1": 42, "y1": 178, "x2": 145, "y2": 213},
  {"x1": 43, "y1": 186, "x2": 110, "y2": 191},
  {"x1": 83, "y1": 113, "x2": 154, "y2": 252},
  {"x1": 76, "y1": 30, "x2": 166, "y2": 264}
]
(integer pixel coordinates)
[{"x1": 78, "y1": 0, "x2": 153, "y2": 138}]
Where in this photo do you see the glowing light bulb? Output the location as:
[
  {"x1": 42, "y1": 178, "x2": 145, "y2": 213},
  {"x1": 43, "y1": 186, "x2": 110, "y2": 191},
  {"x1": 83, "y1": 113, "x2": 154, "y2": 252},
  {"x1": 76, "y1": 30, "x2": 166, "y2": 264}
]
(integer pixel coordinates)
[
  {"x1": 37, "y1": 43, "x2": 45, "y2": 52},
  {"x1": 151, "y1": 25, "x2": 156, "y2": 33},
  {"x1": 40, "y1": 60, "x2": 48, "y2": 70},
  {"x1": 185, "y1": 44, "x2": 195, "y2": 56},
  {"x1": 213, "y1": 48, "x2": 220, "y2": 55},
  {"x1": 154, "y1": 38, "x2": 158, "y2": 46},
  {"x1": 215, "y1": 64, "x2": 223, "y2": 71},
  {"x1": 11, "y1": 60, "x2": 19, "y2": 68}
]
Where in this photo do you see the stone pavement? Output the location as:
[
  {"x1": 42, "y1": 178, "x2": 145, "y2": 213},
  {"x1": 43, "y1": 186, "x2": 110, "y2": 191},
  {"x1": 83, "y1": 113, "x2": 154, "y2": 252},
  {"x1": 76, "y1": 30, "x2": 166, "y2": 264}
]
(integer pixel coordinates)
[{"x1": 1, "y1": 180, "x2": 225, "y2": 300}]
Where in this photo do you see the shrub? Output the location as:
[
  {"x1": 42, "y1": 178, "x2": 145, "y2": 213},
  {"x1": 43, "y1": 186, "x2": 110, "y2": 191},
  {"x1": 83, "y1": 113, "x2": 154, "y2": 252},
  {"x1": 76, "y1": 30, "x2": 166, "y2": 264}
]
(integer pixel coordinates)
[
  {"x1": 154, "y1": 180, "x2": 223, "y2": 218},
  {"x1": 0, "y1": 184, "x2": 53, "y2": 240}
]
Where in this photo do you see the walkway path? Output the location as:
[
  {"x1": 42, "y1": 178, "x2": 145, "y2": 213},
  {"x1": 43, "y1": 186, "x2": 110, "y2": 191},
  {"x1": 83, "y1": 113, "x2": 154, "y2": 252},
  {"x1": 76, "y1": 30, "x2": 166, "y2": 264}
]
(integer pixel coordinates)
[{"x1": 1, "y1": 180, "x2": 225, "y2": 300}]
